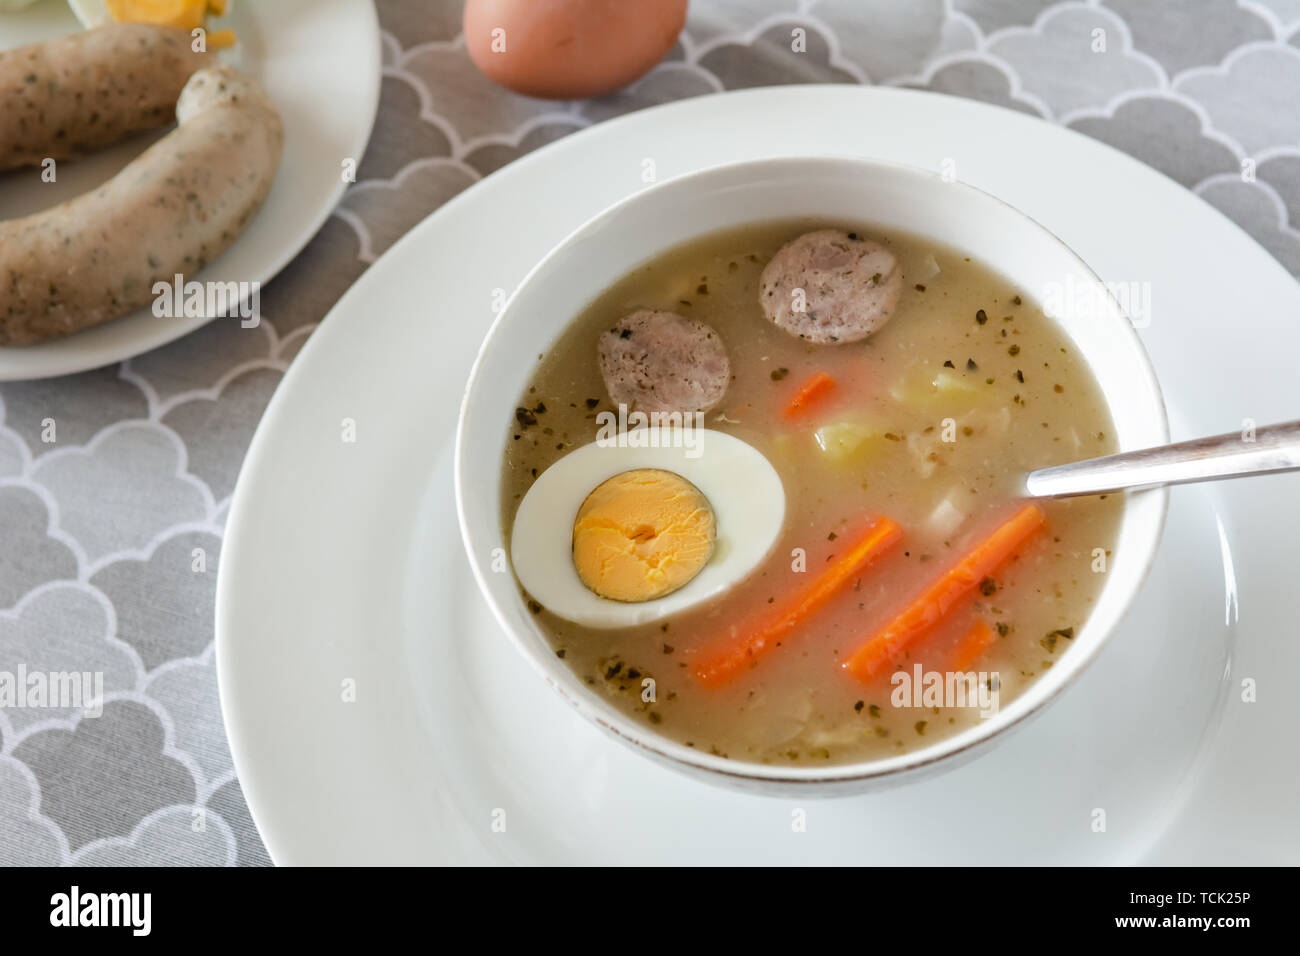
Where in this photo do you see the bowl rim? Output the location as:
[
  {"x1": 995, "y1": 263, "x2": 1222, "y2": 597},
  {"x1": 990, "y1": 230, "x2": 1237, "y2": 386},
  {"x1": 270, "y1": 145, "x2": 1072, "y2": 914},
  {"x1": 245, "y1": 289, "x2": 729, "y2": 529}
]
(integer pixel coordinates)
[{"x1": 454, "y1": 154, "x2": 1170, "y2": 788}]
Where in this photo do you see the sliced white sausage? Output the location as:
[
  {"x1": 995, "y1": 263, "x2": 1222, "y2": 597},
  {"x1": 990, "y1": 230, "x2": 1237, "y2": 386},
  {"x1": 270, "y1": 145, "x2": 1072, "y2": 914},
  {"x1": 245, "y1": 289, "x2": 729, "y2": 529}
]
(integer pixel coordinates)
[
  {"x1": 597, "y1": 310, "x2": 731, "y2": 414},
  {"x1": 760, "y1": 229, "x2": 902, "y2": 344}
]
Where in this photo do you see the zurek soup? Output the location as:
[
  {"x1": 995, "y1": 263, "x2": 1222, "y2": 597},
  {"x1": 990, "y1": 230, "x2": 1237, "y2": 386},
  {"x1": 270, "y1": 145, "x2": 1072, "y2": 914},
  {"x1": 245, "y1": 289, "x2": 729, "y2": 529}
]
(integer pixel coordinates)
[{"x1": 501, "y1": 221, "x2": 1121, "y2": 766}]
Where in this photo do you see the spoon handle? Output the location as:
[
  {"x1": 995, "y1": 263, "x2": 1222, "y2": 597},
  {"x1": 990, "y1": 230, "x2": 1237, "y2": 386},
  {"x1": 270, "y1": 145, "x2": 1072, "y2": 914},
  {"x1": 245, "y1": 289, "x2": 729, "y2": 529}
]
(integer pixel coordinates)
[{"x1": 1024, "y1": 420, "x2": 1300, "y2": 498}]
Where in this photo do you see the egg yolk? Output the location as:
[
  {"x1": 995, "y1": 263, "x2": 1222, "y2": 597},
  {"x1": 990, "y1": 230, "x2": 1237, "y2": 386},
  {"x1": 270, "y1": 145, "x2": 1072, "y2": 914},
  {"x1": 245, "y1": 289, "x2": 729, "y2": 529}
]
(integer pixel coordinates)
[
  {"x1": 572, "y1": 469, "x2": 716, "y2": 603},
  {"x1": 106, "y1": 0, "x2": 236, "y2": 48}
]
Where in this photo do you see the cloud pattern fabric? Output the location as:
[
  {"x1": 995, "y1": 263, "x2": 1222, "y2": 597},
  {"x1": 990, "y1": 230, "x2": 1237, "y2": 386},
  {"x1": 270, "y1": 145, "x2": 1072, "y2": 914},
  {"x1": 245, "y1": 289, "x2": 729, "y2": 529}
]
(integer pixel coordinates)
[{"x1": 1, "y1": 0, "x2": 1297, "y2": 866}]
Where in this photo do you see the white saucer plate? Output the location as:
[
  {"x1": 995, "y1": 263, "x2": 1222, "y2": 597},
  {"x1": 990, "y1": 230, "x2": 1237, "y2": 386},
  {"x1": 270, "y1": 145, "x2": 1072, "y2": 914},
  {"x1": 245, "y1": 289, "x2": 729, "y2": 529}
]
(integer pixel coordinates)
[
  {"x1": 0, "y1": 0, "x2": 381, "y2": 381},
  {"x1": 217, "y1": 86, "x2": 1300, "y2": 865}
]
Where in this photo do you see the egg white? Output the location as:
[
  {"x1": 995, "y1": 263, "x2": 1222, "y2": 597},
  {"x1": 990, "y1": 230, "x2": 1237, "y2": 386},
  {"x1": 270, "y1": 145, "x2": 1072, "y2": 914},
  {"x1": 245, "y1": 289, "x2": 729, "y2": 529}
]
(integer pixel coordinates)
[{"x1": 510, "y1": 429, "x2": 785, "y2": 629}]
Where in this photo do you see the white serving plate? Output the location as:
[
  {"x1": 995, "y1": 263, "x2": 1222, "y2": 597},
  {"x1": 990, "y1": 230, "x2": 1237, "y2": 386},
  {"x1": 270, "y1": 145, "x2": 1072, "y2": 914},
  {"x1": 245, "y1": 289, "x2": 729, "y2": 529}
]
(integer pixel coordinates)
[
  {"x1": 0, "y1": 0, "x2": 380, "y2": 380},
  {"x1": 217, "y1": 85, "x2": 1300, "y2": 865}
]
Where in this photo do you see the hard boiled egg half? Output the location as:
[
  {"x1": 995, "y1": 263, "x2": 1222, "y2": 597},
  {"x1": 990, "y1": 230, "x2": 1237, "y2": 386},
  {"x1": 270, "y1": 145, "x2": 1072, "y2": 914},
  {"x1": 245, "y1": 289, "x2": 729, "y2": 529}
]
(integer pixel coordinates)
[{"x1": 511, "y1": 430, "x2": 785, "y2": 629}]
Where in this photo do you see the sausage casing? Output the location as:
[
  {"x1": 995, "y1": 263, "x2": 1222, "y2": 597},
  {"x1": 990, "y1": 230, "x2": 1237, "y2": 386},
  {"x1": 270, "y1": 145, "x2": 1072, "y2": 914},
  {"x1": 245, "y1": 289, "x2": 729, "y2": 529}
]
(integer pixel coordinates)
[
  {"x1": 1, "y1": 66, "x2": 284, "y2": 346},
  {"x1": 0, "y1": 23, "x2": 213, "y2": 171}
]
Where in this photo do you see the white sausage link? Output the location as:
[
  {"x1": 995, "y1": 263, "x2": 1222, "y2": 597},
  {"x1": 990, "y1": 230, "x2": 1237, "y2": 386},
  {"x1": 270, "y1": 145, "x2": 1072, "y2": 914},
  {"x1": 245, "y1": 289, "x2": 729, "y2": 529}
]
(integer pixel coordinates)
[
  {"x1": 0, "y1": 23, "x2": 213, "y2": 171},
  {"x1": 1, "y1": 66, "x2": 284, "y2": 346}
]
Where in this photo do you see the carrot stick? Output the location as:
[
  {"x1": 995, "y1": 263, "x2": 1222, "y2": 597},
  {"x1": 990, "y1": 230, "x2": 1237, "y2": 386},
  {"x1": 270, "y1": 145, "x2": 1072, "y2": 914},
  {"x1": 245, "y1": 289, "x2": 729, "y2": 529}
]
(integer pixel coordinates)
[
  {"x1": 842, "y1": 503, "x2": 1045, "y2": 683},
  {"x1": 784, "y1": 371, "x2": 836, "y2": 419},
  {"x1": 694, "y1": 516, "x2": 903, "y2": 687},
  {"x1": 948, "y1": 619, "x2": 997, "y2": 672}
]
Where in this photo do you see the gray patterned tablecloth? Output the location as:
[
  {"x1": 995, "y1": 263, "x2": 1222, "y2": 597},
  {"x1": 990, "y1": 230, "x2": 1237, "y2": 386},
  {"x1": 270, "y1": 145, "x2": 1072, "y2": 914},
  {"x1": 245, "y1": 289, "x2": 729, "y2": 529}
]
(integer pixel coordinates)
[{"x1": 2, "y1": 0, "x2": 1298, "y2": 866}]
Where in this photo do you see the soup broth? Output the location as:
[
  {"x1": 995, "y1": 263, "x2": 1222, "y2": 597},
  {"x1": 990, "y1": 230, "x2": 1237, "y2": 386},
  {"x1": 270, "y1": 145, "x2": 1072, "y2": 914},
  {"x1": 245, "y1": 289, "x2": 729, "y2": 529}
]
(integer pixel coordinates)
[{"x1": 500, "y1": 220, "x2": 1122, "y2": 766}]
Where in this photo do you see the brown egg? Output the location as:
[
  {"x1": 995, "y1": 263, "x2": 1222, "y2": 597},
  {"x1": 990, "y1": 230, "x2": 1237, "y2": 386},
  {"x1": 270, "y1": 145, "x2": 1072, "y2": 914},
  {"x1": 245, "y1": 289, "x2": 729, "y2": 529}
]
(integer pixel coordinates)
[{"x1": 464, "y1": 0, "x2": 688, "y2": 100}]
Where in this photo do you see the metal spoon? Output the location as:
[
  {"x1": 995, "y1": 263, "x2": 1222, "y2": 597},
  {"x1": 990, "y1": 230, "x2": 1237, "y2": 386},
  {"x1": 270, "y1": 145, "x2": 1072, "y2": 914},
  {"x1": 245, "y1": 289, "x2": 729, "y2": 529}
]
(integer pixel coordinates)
[{"x1": 1024, "y1": 420, "x2": 1300, "y2": 498}]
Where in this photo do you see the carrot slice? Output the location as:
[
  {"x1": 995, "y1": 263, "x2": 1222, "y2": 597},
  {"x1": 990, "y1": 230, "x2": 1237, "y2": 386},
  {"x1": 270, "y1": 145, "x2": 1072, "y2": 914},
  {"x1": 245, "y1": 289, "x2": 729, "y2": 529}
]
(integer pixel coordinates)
[
  {"x1": 948, "y1": 619, "x2": 997, "y2": 672},
  {"x1": 842, "y1": 503, "x2": 1045, "y2": 683},
  {"x1": 784, "y1": 371, "x2": 837, "y2": 419},
  {"x1": 694, "y1": 516, "x2": 903, "y2": 687}
]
